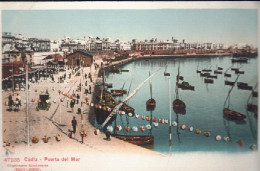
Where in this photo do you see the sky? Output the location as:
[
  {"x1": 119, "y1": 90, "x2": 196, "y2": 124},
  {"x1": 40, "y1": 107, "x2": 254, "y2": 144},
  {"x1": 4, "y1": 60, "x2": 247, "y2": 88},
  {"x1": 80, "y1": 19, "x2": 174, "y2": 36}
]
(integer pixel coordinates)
[{"x1": 2, "y1": 9, "x2": 258, "y2": 46}]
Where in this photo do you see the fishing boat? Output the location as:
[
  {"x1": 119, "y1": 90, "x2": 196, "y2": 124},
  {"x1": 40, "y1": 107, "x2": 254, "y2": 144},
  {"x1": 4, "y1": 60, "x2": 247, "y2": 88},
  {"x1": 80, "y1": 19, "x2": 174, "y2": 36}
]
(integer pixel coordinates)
[
  {"x1": 224, "y1": 73, "x2": 231, "y2": 77},
  {"x1": 173, "y1": 62, "x2": 186, "y2": 114},
  {"x1": 237, "y1": 82, "x2": 253, "y2": 90},
  {"x1": 95, "y1": 64, "x2": 132, "y2": 124},
  {"x1": 235, "y1": 70, "x2": 245, "y2": 74},
  {"x1": 214, "y1": 70, "x2": 222, "y2": 74},
  {"x1": 177, "y1": 81, "x2": 195, "y2": 91},
  {"x1": 247, "y1": 83, "x2": 258, "y2": 114},
  {"x1": 207, "y1": 75, "x2": 217, "y2": 79},
  {"x1": 146, "y1": 72, "x2": 156, "y2": 111},
  {"x1": 196, "y1": 64, "x2": 201, "y2": 73},
  {"x1": 176, "y1": 75, "x2": 184, "y2": 80},
  {"x1": 231, "y1": 68, "x2": 239, "y2": 71},
  {"x1": 202, "y1": 69, "x2": 212, "y2": 72},
  {"x1": 200, "y1": 72, "x2": 210, "y2": 77},
  {"x1": 231, "y1": 58, "x2": 248, "y2": 63},
  {"x1": 223, "y1": 75, "x2": 246, "y2": 121},
  {"x1": 247, "y1": 104, "x2": 258, "y2": 113},
  {"x1": 164, "y1": 64, "x2": 170, "y2": 76},
  {"x1": 225, "y1": 80, "x2": 235, "y2": 86},
  {"x1": 233, "y1": 52, "x2": 257, "y2": 57},
  {"x1": 111, "y1": 89, "x2": 127, "y2": 96},
  {"x1": 101, "y1": 68, "x2": 161, "y2": 146},
  {"x1": 204, "y1": 78, "x2": 214, "y2": 84},
  {"x1": 111, "y1": 134, "x2": 154, "y2": 145}
]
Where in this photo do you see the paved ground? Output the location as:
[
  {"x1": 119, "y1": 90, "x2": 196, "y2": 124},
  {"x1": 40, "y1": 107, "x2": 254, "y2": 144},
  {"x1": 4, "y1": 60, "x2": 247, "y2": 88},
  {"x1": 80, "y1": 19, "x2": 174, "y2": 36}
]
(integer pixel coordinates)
[{"x1": 2, "y1": 59, "x2": 163, "y2": 157}]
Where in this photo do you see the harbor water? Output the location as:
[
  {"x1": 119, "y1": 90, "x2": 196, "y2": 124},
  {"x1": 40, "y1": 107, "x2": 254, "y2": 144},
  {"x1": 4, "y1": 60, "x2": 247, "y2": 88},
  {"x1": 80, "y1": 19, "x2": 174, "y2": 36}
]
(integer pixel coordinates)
[{"x1": 96, "y1": 56, "x2": 258, "y2": 154}]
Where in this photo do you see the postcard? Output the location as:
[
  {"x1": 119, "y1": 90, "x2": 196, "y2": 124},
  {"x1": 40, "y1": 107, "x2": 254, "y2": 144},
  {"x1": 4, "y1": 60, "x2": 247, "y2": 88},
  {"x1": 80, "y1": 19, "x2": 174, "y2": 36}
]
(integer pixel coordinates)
[{"x1": 0, "y1": 1, "x2": 260, "y2": 171}]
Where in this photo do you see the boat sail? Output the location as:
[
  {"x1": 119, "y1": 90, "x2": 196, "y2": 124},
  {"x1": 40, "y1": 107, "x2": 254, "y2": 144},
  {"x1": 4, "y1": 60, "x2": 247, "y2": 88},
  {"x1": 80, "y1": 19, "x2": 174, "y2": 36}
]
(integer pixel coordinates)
[
  {"x1": 173, "y1": 62, "x2": 186, "y2": 114},
  {"x1": 94, "y1": 63, "x2": 133, "y2": 124},
  {"x1": 99, "y1": 68, "x2": 161, "y2": 145},
  {"x1": 223, "y1": 74, "x2": 246, "y2": 120},
  {"x1": 146, "y1": 72, "x2": 156, "y2": 110}
]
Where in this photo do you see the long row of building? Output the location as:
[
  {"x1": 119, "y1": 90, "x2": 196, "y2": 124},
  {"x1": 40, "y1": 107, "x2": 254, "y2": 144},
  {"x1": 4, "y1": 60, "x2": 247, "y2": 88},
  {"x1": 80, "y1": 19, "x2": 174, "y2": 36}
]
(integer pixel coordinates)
[
  {"x1": 2, "y1": 32, "x2": 257, "y2": 65},
  {"x1": 3, "y1": 32, "x2": 229, "y2": 53}
]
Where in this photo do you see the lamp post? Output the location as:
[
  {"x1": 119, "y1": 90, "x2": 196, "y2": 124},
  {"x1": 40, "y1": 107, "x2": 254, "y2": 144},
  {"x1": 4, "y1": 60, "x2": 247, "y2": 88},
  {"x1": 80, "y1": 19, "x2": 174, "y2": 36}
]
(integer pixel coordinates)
[{"x1": 25, "y1": 58, "x2": 30, "y2": 147}]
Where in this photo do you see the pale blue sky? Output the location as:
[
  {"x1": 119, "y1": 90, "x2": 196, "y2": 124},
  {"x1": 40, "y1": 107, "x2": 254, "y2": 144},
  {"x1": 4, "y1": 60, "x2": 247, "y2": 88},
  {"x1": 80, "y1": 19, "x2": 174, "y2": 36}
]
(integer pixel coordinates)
[{"x1": 2, "y1": 9, "x2": 258, "y2": 45}]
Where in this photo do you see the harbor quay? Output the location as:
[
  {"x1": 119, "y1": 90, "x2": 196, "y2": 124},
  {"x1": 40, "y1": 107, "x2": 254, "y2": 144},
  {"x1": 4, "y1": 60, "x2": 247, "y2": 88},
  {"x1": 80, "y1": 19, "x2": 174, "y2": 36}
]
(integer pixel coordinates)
[{"x1": 2, "y1": 56, "x2": 164, "y2": 157}]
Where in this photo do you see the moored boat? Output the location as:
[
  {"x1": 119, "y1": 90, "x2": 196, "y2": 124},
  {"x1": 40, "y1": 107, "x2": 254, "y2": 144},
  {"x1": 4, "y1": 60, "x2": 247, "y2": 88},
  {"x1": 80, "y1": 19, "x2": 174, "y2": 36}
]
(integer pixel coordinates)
[
  {"x1": 173, "y1": 63, "x2": 186, "y2": 115},
  {"x1": 235, "y1": 70, "x2": 245, "y2": 74},
  {"x1": 146, "y1": 72, "x2": 156, "y2": 110},
  {"x1": 223, "y1": 75, "x2": 246, "y2": 121},
  {"x1": 176, "y1": 75, "x2": 184, "y2": 80},
  {"x1": 202, "y1": 69, "x2": 212, "y2": 72},
  {"x1": 177, "y1": 81, "x2": 195, "y2": 91},
  {"x1": 237, "y1": 83, "x2": 253, "y2": 90},
  {"x1": 204, "y1": 78, "x2": 214, "y2": 84},
  {"x1": 214, "y1": 70, "x2": 222, "y2": 74},
  {"x1": 200, "y1": 72, "x2": 210, "y2": 77},
  {"x1": 231, "y1": 58, "x2": 248, "y2": 63},
  {"x1": 224, "y1": 73, "x2": 231, "y2": 77},
  {"x1": 207, "y1": 75, "x2": 217, "y2": 79},
  {"x1": 164, "y1": 72, "x2": 170, "y2": 76},
  {"x1": 225, "y1": 80, "x2": 235, "y2": 86},
  {"x1": 247, "y1": 104, "x2": 258, "y2": 113},
  {"x1": 223, "y1": 108, "x2": 246, "y2": 120},
  {"x1": 146, "y1": 98, "x2": 156, "y2": 107},
  {"x1": 112, "y1": 134, "x2": 154, "y2": 145}
]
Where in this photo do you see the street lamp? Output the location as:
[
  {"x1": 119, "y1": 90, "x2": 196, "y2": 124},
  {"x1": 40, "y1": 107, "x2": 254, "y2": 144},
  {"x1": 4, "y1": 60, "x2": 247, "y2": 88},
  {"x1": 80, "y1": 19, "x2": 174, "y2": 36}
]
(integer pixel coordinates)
[{"x1": 25, "y1": 58, "x2": 30, "y2": 147}]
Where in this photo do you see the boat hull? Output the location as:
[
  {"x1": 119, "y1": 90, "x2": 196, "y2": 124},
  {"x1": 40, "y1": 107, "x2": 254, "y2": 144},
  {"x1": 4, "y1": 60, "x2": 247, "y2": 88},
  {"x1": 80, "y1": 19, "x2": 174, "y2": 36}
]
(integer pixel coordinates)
[
  {"x1": 223, "y1": 108, "x2": 246, "y2": 120},
  {"x1": 112, "y1": 134, "x2": 154, "y2": 145}
]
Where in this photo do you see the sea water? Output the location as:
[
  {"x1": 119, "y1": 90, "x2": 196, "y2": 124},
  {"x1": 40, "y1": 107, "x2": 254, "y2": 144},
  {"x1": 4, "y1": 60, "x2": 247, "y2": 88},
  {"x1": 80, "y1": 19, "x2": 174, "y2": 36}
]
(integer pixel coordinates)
[{"x1": 99, "y1": 56, "x2": 258, "y2": 154}]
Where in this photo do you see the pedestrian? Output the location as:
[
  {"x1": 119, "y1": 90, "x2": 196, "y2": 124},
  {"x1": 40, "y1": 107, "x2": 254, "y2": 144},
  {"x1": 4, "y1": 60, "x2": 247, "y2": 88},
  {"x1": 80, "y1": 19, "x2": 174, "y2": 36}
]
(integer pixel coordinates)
[
  {"x1": 8, "y1": 94, "x2": 14, "y2": 111},
  {"x1": 70, "y1": 99, "x2": 75, "y2": 113},
  {"x1": 104, "y1": 126, "x2": 111, "y2": 141},
  {"x1": 89, "y1": 85, "x2": 91, "y2": 94},
  {"x1": 76, "y1": 94, "x2": 80, "y2": 104},
  {"x1": 71, "y1": 116, "x2": 77, "y2": 136},
  {"x1": 14, "y1": 98, "x2": 20, "y2": 112}
]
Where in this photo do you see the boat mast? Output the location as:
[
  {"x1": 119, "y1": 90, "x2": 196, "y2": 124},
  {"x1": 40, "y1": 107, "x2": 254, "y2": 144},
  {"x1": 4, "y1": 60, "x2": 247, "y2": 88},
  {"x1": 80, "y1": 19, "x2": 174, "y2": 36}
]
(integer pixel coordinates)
[
  {"x1": 101, "y1": 68, "x2": 161, "y2": 128},
  {"x1": 223, "y1": 74, "x2": 240, "y2": 108},
  {"x1": 168, "y1": 78, "x2": 172, "y2": 147},
  {"x1": 149, "y1": 72, "x2": 152, "y2": 99},
  {"x1": 247, "y1": 82, "x2": 258, "y2": 103},
  {"x1": 102, "y1": 64, "x2": 106, "y2": 104},
  {"x1": 175, "y1": 61, "x2": 180, "y2": 100}
]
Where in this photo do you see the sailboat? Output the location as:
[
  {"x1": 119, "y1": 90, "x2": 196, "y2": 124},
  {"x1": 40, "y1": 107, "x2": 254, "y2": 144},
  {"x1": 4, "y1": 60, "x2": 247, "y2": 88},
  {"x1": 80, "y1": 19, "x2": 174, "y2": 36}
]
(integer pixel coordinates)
[
  {"x1": 247, "y1": 83, "x2": 258, "y2": 116},
  {"x1": 224, "y1": 67, "x2": 232, "y2": 77},
  {"x1": 223, "y1": 75, "x2": 246, "y2": 120},
  {"x1": 101, "y1": 68, "x2": 161, "y2": 146},
  {"x1": 94, "y1": 63, "x2": 133, "y2": 124},
  {"x1": 173, "y1": 62, "x2": 186, "y2": 114},
  {"x1": 164, "y1": 64, "x2": 170, "y2": 76},
  {"x1": 146, "y1": 72, "x2": 156, "y2": 111}
]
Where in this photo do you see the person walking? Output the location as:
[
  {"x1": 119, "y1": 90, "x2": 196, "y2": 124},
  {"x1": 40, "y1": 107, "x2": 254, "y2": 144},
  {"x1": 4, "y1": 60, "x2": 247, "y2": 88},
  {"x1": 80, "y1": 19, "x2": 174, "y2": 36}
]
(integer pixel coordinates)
[
  {"x1": 70, "y1": 99, "x2": 75, "y2": 113},
  {"x1": 71, "y1": 116, "x2": 77, "y2": 137},
  {"x1": 89, "y1": 85, "x2": 92, "y2": 94}
]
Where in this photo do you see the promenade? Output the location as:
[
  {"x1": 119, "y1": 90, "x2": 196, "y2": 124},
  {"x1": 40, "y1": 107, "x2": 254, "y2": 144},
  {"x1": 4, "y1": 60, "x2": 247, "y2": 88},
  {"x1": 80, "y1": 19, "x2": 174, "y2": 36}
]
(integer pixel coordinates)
[{"x1": 2, "y1": 59, "x2": 164, "y2": 157}]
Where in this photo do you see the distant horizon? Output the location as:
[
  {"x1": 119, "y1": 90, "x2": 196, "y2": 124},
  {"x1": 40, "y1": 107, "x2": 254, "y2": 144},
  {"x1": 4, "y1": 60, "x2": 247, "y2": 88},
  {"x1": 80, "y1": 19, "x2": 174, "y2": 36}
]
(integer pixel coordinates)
[{"x1": 2, "y1": 9, "x2": 258, "y2": 46}]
